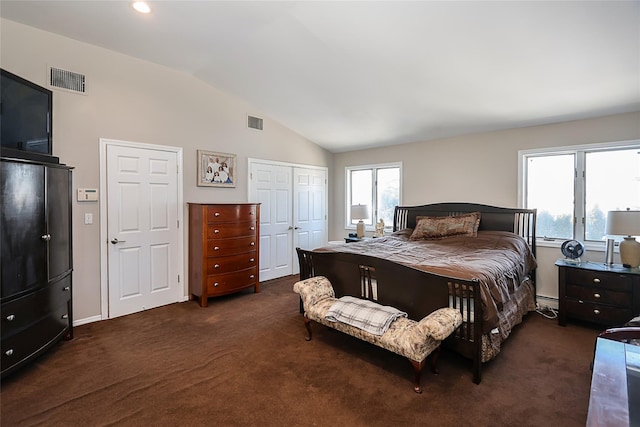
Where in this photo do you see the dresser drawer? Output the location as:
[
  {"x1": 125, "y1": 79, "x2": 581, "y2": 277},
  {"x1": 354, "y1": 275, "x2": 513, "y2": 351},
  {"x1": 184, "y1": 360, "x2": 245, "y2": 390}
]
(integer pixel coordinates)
[
  {"x1": 206, "y1": 268, "x2": 258, "y2": 295},
  {"x1": 206, "y1": 222, "x2": 257, "y2": 239},
  {"x1": 1, "y1": 276, "x2": 71, "y2": 339},
  {"x1": 206, "y1": 252, "x2": 257, "y2": 274},
  {"x1": 565, "y1": 269, "x2": 633, "y2": 291},
  {"x1": 1, "y1": 302, "x2": 70, "y2": 375},
  {"x1": 564, "y1": 284, "x2": 632, "y2": 307},
  {"x1": 206, "y1": 205, "x2": 258, "y2": 223},
  {"x1": 206, "y1": 236, "x2": 257, "y2": 257},
  {"x1": 565, "y1": 299, "x2": 633, "y2": 326}
]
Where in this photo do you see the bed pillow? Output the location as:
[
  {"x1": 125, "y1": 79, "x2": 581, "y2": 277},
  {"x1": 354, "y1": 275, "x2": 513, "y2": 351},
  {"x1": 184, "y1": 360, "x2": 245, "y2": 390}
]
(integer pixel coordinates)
[{"x1": 409, "y1": 212, "x2": 481, "y2": 240}]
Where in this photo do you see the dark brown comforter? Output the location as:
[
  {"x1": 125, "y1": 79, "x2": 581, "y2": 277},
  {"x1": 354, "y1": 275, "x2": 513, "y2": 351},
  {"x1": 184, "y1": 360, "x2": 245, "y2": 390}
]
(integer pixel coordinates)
[{"x1": 316, "y1": 230, "x2": 537, "y2": 330}]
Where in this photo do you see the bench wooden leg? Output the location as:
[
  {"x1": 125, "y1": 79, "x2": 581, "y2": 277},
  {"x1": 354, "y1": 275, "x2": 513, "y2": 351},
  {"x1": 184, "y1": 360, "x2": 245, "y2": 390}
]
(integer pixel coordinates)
[
  {"x1": 430, "y1": 346, "x2": 441, "y2": 375},
  {"x1": 303, "y1": 317, "x2": 313, "y2": 341},
  {"x1": 409, "y1": 359, "x2": 425, "y2": 394}
]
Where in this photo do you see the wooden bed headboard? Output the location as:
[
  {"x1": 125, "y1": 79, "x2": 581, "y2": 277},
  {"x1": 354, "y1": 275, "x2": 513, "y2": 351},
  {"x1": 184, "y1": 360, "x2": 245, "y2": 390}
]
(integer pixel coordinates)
[{"x1": 393, "y1": 202, "x2": 537, "y2": 257}]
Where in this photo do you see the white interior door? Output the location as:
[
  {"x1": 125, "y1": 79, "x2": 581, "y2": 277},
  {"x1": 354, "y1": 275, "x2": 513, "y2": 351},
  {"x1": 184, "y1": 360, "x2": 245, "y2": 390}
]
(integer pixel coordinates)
[
  {"x1": 293, "y1": 167, "x2": 327, "y2": 274},
  {"x1": 250, "y1": 162, "x2": 293, "y2": 281},
  {"x1": 249, "y1": 160, "x2": 327, "y2": 281},
  {"x1": 105, "y1": 142, "x2": 182, "y2": 318}
]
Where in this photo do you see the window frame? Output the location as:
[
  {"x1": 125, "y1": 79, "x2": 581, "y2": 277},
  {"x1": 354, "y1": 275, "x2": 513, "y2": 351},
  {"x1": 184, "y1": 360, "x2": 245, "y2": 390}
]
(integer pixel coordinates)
[
  {"x1": 518, "y1": 139, "x2": 640, "y2": 250},
  {"x1": 345, "y1": 162, "x2": 402, "y2": 231}
]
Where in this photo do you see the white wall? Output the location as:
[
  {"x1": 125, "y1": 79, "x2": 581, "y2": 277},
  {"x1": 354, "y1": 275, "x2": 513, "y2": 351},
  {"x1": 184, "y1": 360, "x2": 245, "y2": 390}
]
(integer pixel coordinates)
[
  {"x1": 331, "y1": 112, "x2": 640, "y2": 303},
  {"x1": 1, "y1": 19, "x2": 332, "y2": 322}
]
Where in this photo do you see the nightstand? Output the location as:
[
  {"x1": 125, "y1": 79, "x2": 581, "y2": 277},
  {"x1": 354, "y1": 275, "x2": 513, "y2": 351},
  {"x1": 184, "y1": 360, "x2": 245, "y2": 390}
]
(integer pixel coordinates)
[{"x1": 555, "y1": 259, "x2": 640, "y2": 327}]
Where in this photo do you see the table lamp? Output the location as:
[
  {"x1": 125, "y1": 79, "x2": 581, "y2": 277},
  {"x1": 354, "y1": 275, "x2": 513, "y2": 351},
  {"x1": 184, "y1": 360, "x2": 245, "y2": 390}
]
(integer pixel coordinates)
[
  {"x1": 606, "y1": 209, "x2": 640, "y2": 268},
  {"x1": 351, "y1": 204, "x2": 369, "y2": 238}
]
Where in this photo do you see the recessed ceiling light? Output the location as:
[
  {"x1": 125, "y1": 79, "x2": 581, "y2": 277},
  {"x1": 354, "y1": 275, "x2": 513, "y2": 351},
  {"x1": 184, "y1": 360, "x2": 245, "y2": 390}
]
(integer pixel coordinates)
[{"x1": 132, "y1": 1, "x2": 151, "y2": 14}]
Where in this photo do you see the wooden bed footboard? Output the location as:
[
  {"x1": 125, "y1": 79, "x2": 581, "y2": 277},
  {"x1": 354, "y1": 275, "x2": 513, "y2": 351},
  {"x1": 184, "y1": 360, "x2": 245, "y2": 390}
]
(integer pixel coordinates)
[{"x1": 296, "y1": 248, "x2": 484, "y2": 384}]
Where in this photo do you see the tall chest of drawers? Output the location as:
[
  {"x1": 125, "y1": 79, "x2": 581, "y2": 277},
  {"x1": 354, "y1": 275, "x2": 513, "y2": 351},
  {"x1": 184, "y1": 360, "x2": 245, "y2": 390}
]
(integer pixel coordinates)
[
  {"x1": 188, "y1": 203, "x2": 260, "y2": 307},
  {"x1": 556, "y1": 260, "x2": 640, "y2": 327}
]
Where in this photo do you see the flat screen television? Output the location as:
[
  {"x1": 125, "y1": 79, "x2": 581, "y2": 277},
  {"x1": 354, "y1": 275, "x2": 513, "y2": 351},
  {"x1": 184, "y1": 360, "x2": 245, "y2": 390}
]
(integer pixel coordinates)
[{"x1": 1, "y1": 69, "x2": 55, "y2": 163}]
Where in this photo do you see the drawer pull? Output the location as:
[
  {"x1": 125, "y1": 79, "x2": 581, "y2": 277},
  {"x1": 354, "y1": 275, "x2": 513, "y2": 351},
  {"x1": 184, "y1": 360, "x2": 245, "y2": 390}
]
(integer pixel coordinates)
[
  {"x1": 250, "y1": 242, "x2": 255, "y2": 246},
  {"x1": 63, "y1": 286, "x2": 70, "y2": 292},
  {"x1": 41, "y1": 234, "x2": 51, "y2": 241},
  {"x1": 214, "y1": 212, "x2": 220, "y2": 217},
  {"x1": 5, "y1": 349, "x2": 13, "y2": 357},
  {"x1": 6, "y1": 314, "x2": 15, "y2": 321},
  {"x1": 214, "y1": 264, "x2": 220, "y2": 269},
  {"x1": 214, "y1": 229, "x2": 220, "y2": 234},
  {"x1": 250, "y1": 274, "x2": 255, "y2": 279},
  {"x1": 249, "y1": 258, "x2": 255, "y2": 262},
  {"x1": 214, "y1": 246, "x2": 220, "y2": 251},
  {"x1": 250, "y1": 226, "x2": 255, "y2": 231},
  {"x1": 593, "y1": 293, "x2": 601, "y2": 299},
  {"x1": 593, "y1": 309, "x2": 600, "y2": 315},
  {"x1": 61, "y1": 314, "x2": 69, "y2": 320},
  {"x1": 593, "y1": 278, "x2": 601, "y2": 284},
  {"x1": 578, "y1": 300, "x2": 584, "y2": 304},
  {"x1": 214, "y1": 282, "x2": 219, "y2": 287}
]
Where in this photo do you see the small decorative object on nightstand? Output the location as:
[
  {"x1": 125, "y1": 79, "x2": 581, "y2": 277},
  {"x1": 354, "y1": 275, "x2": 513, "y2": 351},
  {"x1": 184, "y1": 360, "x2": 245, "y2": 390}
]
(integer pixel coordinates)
[
  {"x1": 560, "y1": 239, "x2": 585, "y2": 264},
  {"x1": 606, "y1": 209, "x2": 640, "y2": 268},
  {"x1": 556, "y1": 259, "x2": 640, "y2": 328}
]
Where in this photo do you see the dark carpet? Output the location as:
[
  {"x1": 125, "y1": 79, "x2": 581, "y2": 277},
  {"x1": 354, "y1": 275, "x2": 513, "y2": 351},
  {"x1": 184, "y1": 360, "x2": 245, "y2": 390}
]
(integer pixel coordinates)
[{"x1": 1, "y1": 275, "x2": 599, "y2": 426}]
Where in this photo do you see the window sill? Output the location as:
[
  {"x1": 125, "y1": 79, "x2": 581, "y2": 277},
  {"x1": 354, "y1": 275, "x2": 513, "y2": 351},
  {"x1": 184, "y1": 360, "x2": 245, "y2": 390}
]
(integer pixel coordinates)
[{"x1": 536, "y1": 239, "x2": 614, "y2": 253}]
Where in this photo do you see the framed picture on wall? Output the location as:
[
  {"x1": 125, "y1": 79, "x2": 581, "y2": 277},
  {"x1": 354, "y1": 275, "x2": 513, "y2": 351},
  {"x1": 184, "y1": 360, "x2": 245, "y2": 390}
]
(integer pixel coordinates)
[{"x1": 197, "y1": 150, "x2": 236, "y2": 187}]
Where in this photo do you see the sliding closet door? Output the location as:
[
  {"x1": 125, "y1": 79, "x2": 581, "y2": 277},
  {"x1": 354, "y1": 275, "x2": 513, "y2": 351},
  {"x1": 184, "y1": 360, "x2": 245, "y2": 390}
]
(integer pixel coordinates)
[
  {"x1": 292, "y1": 167, "x2": 327, "y2": 275},
  {"x1": 249, "y1": 160, "x2": 327, "y2": 281},
  {"x1": 250, "y1": 162, "x2": 293, "y2": 281}
]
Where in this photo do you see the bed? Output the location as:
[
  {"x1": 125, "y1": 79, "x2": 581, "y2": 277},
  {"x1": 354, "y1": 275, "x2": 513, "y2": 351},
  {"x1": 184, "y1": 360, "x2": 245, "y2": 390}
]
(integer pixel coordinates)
[{"x1": 297, "y1": 202, "x2": 537, "y2": 384}]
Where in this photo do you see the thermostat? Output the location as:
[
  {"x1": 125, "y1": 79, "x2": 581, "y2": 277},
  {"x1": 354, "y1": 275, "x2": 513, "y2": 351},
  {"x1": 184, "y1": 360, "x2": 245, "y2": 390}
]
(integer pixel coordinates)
[{"x1": 77, "y1": 188, "x2": 98, "y2": 202}]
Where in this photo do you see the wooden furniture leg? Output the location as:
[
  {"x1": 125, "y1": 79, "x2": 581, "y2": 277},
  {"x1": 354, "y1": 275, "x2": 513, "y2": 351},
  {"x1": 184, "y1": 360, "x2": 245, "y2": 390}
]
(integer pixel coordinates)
[
  {"x1": 430, "y1": 346, "x2": 441, "y2": 375},
  {"x1": 303, "y1": 317, "x2": 313, "y2": 341},
  {"x1": 409, "y1": 360, "x2": 425, "y2": 394}
]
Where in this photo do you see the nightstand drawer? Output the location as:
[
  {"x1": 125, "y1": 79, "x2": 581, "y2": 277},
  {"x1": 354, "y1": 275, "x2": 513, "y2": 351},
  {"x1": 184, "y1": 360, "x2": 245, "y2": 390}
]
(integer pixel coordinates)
[
  {"x1": 565, "y1": 269, "x2": 633, "y2": 291},
  {"x1": 565, "y1": 284, "x2": 632, "y2": 307},
  {"x1": 565, "y1": 299, "x2": 633, "y2": 326}
]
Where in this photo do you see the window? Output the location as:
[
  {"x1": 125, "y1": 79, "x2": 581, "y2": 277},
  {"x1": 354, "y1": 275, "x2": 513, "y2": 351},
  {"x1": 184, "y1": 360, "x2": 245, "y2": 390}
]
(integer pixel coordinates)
[
  {"x1": 520, "y1": 141, "x2": 640, "y2": 244},
  {"x1": 346, "y1": 163, "x2": 401, "y2": 229}
]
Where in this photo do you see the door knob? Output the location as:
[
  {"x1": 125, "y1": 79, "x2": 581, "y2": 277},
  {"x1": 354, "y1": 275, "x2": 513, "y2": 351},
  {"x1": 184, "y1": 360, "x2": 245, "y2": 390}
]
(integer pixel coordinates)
[{"x1": 110, "y1": 238, "x2": 127, "y2": 244}]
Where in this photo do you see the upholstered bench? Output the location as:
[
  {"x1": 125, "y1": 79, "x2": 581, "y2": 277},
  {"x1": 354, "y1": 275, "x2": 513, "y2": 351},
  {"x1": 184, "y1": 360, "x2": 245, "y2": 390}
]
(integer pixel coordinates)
[{"x1": 293, "y1": 276, "x2": 462, "y2": 393}]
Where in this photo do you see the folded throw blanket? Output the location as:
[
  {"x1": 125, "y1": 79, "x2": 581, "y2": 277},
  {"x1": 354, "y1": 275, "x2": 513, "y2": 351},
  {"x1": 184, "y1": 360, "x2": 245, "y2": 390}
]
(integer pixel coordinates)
[{"x1": 325, "y1": 296, "x2": 408, "y2": 336}]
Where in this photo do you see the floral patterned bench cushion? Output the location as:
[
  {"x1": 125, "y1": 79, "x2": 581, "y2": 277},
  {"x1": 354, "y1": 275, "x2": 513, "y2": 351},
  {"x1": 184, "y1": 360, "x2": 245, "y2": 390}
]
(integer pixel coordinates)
[{"x1": 293, "y1": 276, "x2": 463, "y2": 363}]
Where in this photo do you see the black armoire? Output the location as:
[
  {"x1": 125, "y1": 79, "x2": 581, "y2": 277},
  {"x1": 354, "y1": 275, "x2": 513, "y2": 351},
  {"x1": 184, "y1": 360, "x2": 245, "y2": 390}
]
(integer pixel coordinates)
[{"x1": 1, "y1": 155, "x2": 73, "y2": 377}]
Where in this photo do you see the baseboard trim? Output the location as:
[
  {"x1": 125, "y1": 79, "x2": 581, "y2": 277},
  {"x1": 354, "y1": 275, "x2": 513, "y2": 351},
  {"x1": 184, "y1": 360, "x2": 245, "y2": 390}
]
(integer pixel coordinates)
[
  {"x1": 73, "y1": 315, "x2": 102, "y2": 327},
  {"x1": 536, "y1": 295, "x2": 559, "y2": 310}
]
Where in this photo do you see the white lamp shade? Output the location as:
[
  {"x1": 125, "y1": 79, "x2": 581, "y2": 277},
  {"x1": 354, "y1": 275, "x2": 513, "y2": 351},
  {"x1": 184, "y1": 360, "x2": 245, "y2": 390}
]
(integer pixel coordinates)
[
  {"x1": 350, "y1": 204, "x2": 369, "y2": 221},
  {"x1": 606, "y1": 210, "x2": 640, "y2": 236}
]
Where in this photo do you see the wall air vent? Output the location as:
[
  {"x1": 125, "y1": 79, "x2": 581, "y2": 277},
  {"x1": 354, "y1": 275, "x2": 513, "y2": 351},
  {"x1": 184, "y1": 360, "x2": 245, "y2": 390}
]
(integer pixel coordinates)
[
  {"x1": 49, "y1": 67, "x2": 86, "y2": 94},
  {"x1": 247, "y1": 115, "x2": 263, "y2": 130}
]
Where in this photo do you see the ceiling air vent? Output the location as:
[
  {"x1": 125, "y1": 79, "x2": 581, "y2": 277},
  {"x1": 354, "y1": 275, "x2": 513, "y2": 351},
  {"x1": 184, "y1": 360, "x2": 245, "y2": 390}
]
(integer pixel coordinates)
[
  {"x1": 49, "y1": 67, "x2": 86, "y2": 94},
  {"x1": 247, "y1": 115, "x2": 263, "y2": 130}
]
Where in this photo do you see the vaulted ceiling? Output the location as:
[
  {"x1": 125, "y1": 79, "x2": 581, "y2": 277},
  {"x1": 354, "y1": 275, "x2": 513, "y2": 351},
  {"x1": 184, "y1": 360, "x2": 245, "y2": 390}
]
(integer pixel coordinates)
[{"x1": 1, "y1": 1, "x2": 639, "y2": 153}]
